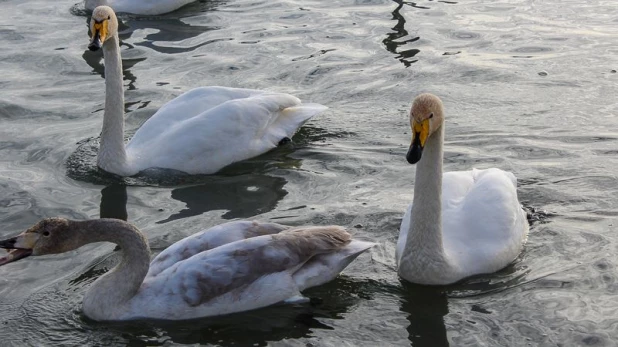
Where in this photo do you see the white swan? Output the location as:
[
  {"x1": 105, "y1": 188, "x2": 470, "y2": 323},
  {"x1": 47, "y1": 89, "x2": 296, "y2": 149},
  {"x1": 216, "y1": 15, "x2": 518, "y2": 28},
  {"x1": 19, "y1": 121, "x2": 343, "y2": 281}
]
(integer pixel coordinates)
[
  {"x1": 87, "y1": 6, "x2": 327, "y2": 176},
  {"x1": 396, "y1": 93, "x2": 529, "y2": 285},
  {"x1": 0, "y1": 218, "x2": 374, "y2": 321},
  {"x1": 85, "y1": 0, "x2": 196, "y2": 15}
]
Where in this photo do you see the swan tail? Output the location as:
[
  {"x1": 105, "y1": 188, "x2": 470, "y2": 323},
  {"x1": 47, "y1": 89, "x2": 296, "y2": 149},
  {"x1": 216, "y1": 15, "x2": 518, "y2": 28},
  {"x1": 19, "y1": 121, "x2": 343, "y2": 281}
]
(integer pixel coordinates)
[
  {"x1": 265, "y1": 103, "x2": 328, "y2": 144},
  {"x1": 291, "y1": 239, "x2": 375, "y2": 291},
  {"x1": 281, "y1": 103, "x2": 328, "y2": 130},
  {"x1": 279, "y1": 225, "x2": 352, "y2": 253}
]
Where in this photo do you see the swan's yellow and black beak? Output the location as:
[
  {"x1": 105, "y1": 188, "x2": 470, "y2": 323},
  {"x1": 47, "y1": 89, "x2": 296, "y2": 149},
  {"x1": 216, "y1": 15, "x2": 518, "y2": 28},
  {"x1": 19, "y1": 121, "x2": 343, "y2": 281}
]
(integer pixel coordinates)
[
  {"x1": 0, "y1": 232, "x2": 36, "y2": 266},
  {"x1": 88, "y1": 19, "x2": 109, "y2": 52},
  {"x1": 406, "y1": 118, "x2": 430, "y2": 164}
]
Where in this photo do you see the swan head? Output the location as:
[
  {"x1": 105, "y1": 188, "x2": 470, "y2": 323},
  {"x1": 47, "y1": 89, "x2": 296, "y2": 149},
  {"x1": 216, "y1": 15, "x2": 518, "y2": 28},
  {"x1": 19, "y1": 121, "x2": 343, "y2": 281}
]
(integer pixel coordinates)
[
  {"x1": 406, "y1": 93, "x2": 444, "y2": 164},
  {"x1": 0, "y1": 218, "x2": 79, "y2": 266},
  {"x1": 88, "y1": 6, "x2": 119, "y2": 52}
]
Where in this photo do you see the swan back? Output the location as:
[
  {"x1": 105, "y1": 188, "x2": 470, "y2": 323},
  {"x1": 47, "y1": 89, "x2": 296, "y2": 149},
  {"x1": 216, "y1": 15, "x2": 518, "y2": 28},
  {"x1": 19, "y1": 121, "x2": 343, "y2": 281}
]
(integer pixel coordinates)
[
  {"x1": 124, "y1": 87, "x2": 326, "y2": 174},
  {"x1": 129, "y1": 226, "x2": 355, "y2": 319},
  {"x1": 147, "y1": 220, "x2": 289, "y2": 278}
]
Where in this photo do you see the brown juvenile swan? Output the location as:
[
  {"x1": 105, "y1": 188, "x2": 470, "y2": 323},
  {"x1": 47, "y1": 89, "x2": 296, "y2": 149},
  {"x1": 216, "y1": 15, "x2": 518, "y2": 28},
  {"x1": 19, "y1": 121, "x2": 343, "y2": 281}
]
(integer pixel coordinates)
[{"x1": 0, "y1": 218, "x2": 374, "y2": 321}]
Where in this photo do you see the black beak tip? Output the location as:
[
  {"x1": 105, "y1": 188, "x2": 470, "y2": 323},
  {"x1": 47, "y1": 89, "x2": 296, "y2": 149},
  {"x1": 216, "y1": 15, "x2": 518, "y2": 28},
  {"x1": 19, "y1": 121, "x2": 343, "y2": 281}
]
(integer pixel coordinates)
[
  {"x1": 406, "y1": 144, "x2": 423, "y2": 164},
  {"x1": 0, "y1": 238, "x2": 17, "y2": 249},
  {"x1": 88, "y1": 43, "x2": 101, "y2": 52}
]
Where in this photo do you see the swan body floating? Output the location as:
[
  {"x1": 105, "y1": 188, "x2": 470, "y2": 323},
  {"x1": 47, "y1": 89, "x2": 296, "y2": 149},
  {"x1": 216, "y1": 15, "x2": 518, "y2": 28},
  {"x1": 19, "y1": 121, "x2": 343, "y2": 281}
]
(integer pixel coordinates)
[
  {"x1": 0, "y1": 218, "x2": 374, "y2": 321},
  {"x1": 85, "y1": 0, "x2": 196, "y2": 15},
  {"x1": 396, "y1": 93, "x2": 529, "y2": 285},
  {"x1": 87, "y1": 6, "x2": 327, "y2": 176}
]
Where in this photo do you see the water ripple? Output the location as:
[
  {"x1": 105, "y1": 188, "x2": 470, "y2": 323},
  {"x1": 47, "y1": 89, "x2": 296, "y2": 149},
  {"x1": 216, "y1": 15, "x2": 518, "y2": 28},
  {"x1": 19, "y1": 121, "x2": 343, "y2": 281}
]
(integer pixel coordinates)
[{"x1": 2, "y1": 0, "x2": 618, "y2": 345}]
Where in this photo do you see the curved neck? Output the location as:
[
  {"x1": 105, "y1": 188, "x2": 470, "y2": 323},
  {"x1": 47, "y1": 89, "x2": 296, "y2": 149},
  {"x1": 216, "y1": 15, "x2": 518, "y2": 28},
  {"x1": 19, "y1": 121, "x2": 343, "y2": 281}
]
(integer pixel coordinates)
[
  {"x1": 98, "y1": 34, "x2": 131, "y2": 175},
  {"x1": 399, "y1": 124, "x2": 452, "y2": 282},
  {"x1": 77, "y1": 219, "x2": 150, "y2": 320}
]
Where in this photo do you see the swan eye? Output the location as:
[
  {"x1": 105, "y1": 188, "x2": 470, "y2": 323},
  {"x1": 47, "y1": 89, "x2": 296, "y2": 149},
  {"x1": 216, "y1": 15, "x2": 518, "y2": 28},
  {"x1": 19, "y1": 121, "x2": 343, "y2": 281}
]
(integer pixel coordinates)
[{"x1": 429, "y1": 113, "x2": 434, "y2": 119}]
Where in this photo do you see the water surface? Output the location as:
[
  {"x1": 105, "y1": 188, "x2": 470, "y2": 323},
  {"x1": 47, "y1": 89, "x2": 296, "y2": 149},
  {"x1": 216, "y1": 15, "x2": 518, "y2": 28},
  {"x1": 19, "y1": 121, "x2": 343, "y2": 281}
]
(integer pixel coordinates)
[{"x1": 1, "y1": 0, "x2": 618, "y2": 345}]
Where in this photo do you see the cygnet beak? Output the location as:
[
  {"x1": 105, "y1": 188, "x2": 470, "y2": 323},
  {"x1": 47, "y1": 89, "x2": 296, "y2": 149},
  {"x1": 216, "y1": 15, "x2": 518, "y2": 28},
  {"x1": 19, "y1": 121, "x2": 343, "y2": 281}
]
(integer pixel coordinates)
[{"x1": 0, "y1": 233, "x2": 35, "y2": 266}]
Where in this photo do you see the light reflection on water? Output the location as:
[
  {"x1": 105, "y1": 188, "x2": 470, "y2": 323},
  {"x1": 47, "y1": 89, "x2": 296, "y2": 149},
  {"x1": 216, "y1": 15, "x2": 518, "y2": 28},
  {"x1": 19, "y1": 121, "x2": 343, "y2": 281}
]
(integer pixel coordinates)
[{"x1": 1, "y1": 0, "x2": 618, "y2": 345}]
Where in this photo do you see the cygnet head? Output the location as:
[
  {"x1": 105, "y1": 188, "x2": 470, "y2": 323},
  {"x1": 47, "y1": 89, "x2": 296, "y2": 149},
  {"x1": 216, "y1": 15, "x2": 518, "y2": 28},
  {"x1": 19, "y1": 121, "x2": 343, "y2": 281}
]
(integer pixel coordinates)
[
  {"x1": 88, "y1": 6, "x2": 119, "y2": 52},
  {"x1": 406, "y1": 93, "x2": 445, "y2": 164},
  {"x1": 0, "y1": 218, "x2": 80, "y2": 266}
]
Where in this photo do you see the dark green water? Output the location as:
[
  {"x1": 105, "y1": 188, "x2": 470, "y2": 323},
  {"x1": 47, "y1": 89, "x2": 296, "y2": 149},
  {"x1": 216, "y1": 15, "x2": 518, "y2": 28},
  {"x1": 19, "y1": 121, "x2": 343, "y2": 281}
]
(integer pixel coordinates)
[{"x1": 1, "y1": 0, "x2": 617, "y2": 345}]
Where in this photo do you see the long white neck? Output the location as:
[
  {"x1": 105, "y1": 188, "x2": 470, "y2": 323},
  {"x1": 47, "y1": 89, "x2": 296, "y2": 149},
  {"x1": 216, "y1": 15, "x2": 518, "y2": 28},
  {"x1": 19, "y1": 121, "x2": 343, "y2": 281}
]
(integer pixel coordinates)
[
  {"x1": 399, "y1": 124, "x2": 459, "y2": 284},
  {"x1": 77, "y1": 219, "x2": 150, "y2": 320},
  {"x1": 97, "y1": 34, "x2": 134, "y2": 176}
]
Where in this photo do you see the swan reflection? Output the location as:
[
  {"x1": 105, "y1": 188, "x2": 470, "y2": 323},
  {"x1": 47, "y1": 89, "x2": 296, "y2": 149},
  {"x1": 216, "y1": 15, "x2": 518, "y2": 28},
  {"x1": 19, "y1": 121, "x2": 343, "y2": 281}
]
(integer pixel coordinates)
[
  {"x1": 100, "y1": 276, "x2": 371, "y2": 345},
  {"x1": 158, "y1": 174, "x2": 288, "y2": 223},
  {"x1": 383, "y1": 0, "x2": 421, "y2": 67},
  {"x1": 99, "y1": 184, "x2": 128, "y2": 221},
  {"x1": 81, "y1": 1, "x2": 220, "y2": 85},
  {"x1": 400, "y1": 281, "x2": 450, "y2": 346}
]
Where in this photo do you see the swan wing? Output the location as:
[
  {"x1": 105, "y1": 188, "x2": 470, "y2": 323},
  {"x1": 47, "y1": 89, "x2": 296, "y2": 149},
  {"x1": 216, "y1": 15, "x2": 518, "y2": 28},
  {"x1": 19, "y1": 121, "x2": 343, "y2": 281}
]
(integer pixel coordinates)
[
  {"x1": 128, "y1": 87, "x2": 270, "y2": 140},
  {"x1": 126, "y1": 88, "x2": 326, "y2": 174},
  {"x1": 396, "y1": 204, "x2": 412, "y2": 266},
  {"x1": 133, "y1": 226, "x2": 354, "y2": 319},
  {"x1": 147, "y1": 220, "x2": 290, "y2": 278},
  {"x1": 442, "y1": 168, "x2": 528, "y2": 274}
]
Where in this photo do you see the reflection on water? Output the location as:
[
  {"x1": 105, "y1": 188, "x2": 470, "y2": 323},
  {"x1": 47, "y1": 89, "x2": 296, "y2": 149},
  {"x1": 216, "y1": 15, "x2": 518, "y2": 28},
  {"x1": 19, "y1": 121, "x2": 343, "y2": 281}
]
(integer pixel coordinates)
[
  {"x1": 400, "y1": 282, "x2": 449, "y2": 347},
  {"x1": 383, "y1": 0, "x2": 421, "y2": 67},
  {"x1": 124, "y1": 7, "x2": 223, "y2": 54},
  {"x1": 82, "y1": 50, "x2": 145, "y2": 91},
  {"x1": 81, "y1": 8, "x2": 218, "y2": 87},
  {"x1": 76, "y1": 0, "x2": 224, "y2": 54},
  {"x1": 99, "y1": 184, "x2": 128, "y2": 220},
  {"x1": 158, "y1": 174, "x2": 288, "y2": 223},
  {"x1": 97, "y1": 304, "x2": 329, "y2": 345},
  {"x1": 4, "y1": 0, "x2": 618, "y2": 344}
]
